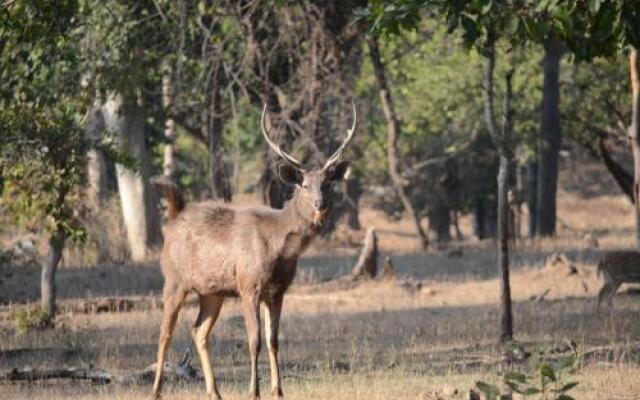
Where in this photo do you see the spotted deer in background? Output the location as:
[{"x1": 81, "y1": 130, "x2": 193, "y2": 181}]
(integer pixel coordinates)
[{"x1": 151, "y1": 103, "x2": 357, "y2": 400}]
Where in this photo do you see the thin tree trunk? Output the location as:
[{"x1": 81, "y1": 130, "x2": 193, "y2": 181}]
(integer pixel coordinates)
[
  {"x1": 482, "y1": 33, "x2": 513, "y2": 343},
  {"x1": 497, "y1": 70, "x2": 514, "y2": 343},
  {"x1": 259, "y1": 93, "x2": 292, "y2": 209},
  {"x1": 630, "y1": 48, "x2": 640, "y2": 248},
  {"x1": 536, "y1": 37, "x2": 564, "y2": 237},
  {"x1": 207, "y1": 82, "x2": 232, "y2": 202},
  {"x1": 345, "y1": 175, "x2": 362, "y2": 230},
  {"x1": 368, "y1": 35, "x2": 428, "y2": 249},
  {"x1": 105, "y1": 94, "x2": 162, "y2": 262},
  {"x1": 598, "y1": 137, "x2": 634, "y2": 203},
  {"x1": 429, "y1": 198, "x2": 451, "y2": 243},
  {"x1": 162, "y1": 64, "x2": 176, "y2": 178},
  {"x1": 473, "y1": 197, "x2": 486, "y2": 239},
  {"x1": 86, "y1": 101, "x2": 108, "y2": 207},
  {"x1": 526, "y1": 159, "x2": 538, "y2": 238},
  {"x1": 41, "y1": 227, "x2": 65, "y2": 318},
  {"x1": 452, "y1": 210, "x2": 463, "y2": 240}
]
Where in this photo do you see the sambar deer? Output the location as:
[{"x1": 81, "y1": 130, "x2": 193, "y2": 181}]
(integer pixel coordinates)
[
  {"x1": 596, "y1": 251, "x2": 640, "y2": 313},
  {"x1": 151, "y1": 103, "x2": 357, "y2": 400}
]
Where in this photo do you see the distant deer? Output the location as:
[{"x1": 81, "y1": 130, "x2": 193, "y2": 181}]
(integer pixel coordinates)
[
  {"x1": 596, "y1": 251, "x2": 640, "y2": 314},
  {"x1": 151, "y1": 103, "x2": 356, "y2": 400}
]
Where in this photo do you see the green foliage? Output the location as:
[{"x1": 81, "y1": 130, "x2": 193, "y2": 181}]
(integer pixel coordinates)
[
  {"x1": 362, "y1": 0, "x2": 640, "y2": 61},
  {"x1": 476, "y1": 356, "x2": 579, "y2": 400},
  {"x1": 11, "y1": 307, "x2": 53, "y2": 333},
  {"x1": 0, "y1": 0, "x2": 90, "y2": 240},
  {"x1": 1, "y1": 105, "x2": 87, "y2": 241}
]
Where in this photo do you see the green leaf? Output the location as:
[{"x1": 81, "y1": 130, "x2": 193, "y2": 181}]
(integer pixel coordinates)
[
  {"x1": 446, "y1": 13, "x2": 459, "y2": 34},
  {"x1": 557, "y1": 356, "x2": 575, "y2": 370},
  {"x1": 504, "y1": 371, "x2": 527, "y2": 383},
  {"x1": 588, "y1": 0, "x2": 603, "y2": 13},
  {"x1": 475, "y1": 381, "x2": 500, "y2": 400},
  {"x1": 522, "y1": 387, "x2": 542, "y2": 395},
  {"x1": 505, "y1": 15, "x2": 519, "y2": 35},
  {"x1": 505, "y1": 381, "x2": 523, "y2": 394},
  {"x1": 560, "y1": 381, "x2": 580, "y2": 392},
  {"x1": 539, "y1": 364, "x2": 556, "y2": 382}
]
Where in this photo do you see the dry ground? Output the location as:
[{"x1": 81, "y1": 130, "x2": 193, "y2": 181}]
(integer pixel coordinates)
[{"x1": 2, "y1": 165, "x2": 640, "y2": 399}]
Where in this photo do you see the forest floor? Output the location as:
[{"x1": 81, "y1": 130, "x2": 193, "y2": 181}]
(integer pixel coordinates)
[{"x1": 1, "y1": 163, "x2": 640, "y2": 399}]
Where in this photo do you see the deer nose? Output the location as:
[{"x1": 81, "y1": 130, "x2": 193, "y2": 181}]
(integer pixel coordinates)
[{"x1": 314, "y1": 200, "x2": 326, "y2": 210}]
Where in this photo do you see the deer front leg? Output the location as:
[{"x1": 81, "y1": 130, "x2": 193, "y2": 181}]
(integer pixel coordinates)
[
  {"x1": 265, "y1": 295, "x2": 284, "y2": 399},
  {"x1": 241, "y1": 295, "x2": 261, "y2": 400}
]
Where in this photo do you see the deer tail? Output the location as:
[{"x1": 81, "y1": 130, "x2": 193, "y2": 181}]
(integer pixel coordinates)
[{"x1": 151, "y1": 176, "x2": 186, "y2": 220}]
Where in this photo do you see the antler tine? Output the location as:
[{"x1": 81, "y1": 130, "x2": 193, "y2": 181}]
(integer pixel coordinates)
[
  {"x1": 323, "y1": 101, "x2": 357, "y2": 170},
  {"x1": 261, "y1": 103, "x2": 304, "y2": 169}
]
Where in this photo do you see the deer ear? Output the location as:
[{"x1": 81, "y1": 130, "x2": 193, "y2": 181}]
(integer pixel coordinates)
[
  {"x1": 326, "y1": 160, "x2": 350, "y2": 182},
  {"x1": 278, "y1": 164, "x2": 303, "y2": 186}
]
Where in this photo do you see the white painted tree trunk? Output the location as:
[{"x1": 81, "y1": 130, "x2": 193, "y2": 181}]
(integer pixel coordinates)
[
  {"x1": 162, "y1": 65, "x2": 176, "y2": 178},
  {"x1": 103, "y1": 94, "x2": 162, "y2": 262}
]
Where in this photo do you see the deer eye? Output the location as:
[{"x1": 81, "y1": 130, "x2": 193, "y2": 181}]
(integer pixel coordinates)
[{"x1": 302, "y1": 183, "x2": 309, "y2": 190}]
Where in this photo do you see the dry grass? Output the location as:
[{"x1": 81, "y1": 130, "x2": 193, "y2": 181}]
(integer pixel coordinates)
[{"x1": 2, "y1": 164, "x2": 640, "y2": 399}]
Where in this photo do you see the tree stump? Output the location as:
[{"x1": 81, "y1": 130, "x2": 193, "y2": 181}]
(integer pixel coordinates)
[
  {"x1": 380, "y1": 256, "x2": 395, "y2": 280},
  {"x1": 351, "y1": 228, "x2": 378, "y2": 279}
]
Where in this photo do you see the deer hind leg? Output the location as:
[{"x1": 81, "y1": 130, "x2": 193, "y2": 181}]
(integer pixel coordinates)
[
  {"x1": 606, "y1": 281, "x2": 622, "y2": 308},
  {"x1": 192, "y1": 295, "x2": 225, "y2": 400},
  {"x1": 597, "y1": 281, "x2": 618, "y2": 315},
  {"x1": 152, "y1": 283, "x2": 187, "y2": 399},
  {"x1": 241, "y1": 295, "x2": 261, "y2": 400},
  {"x1": 265, "y1": 295, "x2": 284, "y2": 399}
]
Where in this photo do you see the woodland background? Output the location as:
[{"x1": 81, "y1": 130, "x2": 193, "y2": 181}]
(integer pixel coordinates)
[{"x1": 2, "y1": 1, "x2": 640, "y2": 399}]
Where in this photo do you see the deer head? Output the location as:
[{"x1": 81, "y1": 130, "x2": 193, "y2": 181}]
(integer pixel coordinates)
[{"x1": 261, "y1": 103, "x2": 356, "y2": 218}]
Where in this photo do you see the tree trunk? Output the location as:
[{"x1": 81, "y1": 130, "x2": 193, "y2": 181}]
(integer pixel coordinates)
[
  {"x1": 85, "y1": 101, "x2": 108, "y2": 207},
  {"x1": 259, "y1": 94, "x2": 292, "y2": 209},
  {"x1": 473, "y1": 197, "x2": 486, "y2": 240},
  {"x1": 630, "y1": 48, "x2": 640, "y2": 248},
  {"x1": 368, "y1": 35, "x2": 429, "y2": 249},
  {"x1": 497, "y1": 71, "x2": 515, "y2": 343},
  {"x1": 104, "y1": 94, "x2": 162, "y2": 262},
  {"x1": 598, "y1": 137, "x2": 634, "y2": 203},
  {"x1": 208, "y1": 85, "x2": 232, "y2": 202},
  {"x1": 345, "y1": 173, "x2": 362, "y2": 230},
  {"x1": 41, "y1": 228, "x2": 65, "y2": 318},
  {"x1": 452, "y1": 210, "x2": 463, "y2": 240},
  {"x1": 482, "y1": 33, "x2": 513, "y2": 343},
  {"x1": 526, "y1": 159, "x2": 538, "y2": 238},
  {"x1": 352, "y1": 228, "x2": 378, "y2": 279},
  {"x1": 536, "y1": 37, "x2": 564, "y2": 237},
  {"x1": 162, "y1": 64, "x2": 176, "y2": 178},
  {"x1": 429, "y1": 198, "x2": 451, "y2": 243}
]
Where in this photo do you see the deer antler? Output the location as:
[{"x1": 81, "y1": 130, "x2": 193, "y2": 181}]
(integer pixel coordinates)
[
  {"x1": 261, "y1": 103, "x2": 304, "y2": 170},
  {"x1": 323, "y1": 101, "x2": 357, "y2": 170}
]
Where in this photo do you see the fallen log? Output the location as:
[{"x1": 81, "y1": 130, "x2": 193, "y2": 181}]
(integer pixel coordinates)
[
  {"x1": 0, "y1": 367, "x2": 113, "y2": 384},
  {"x1": 0, "y1": 349, "x2": 199, "y2": 385}
]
